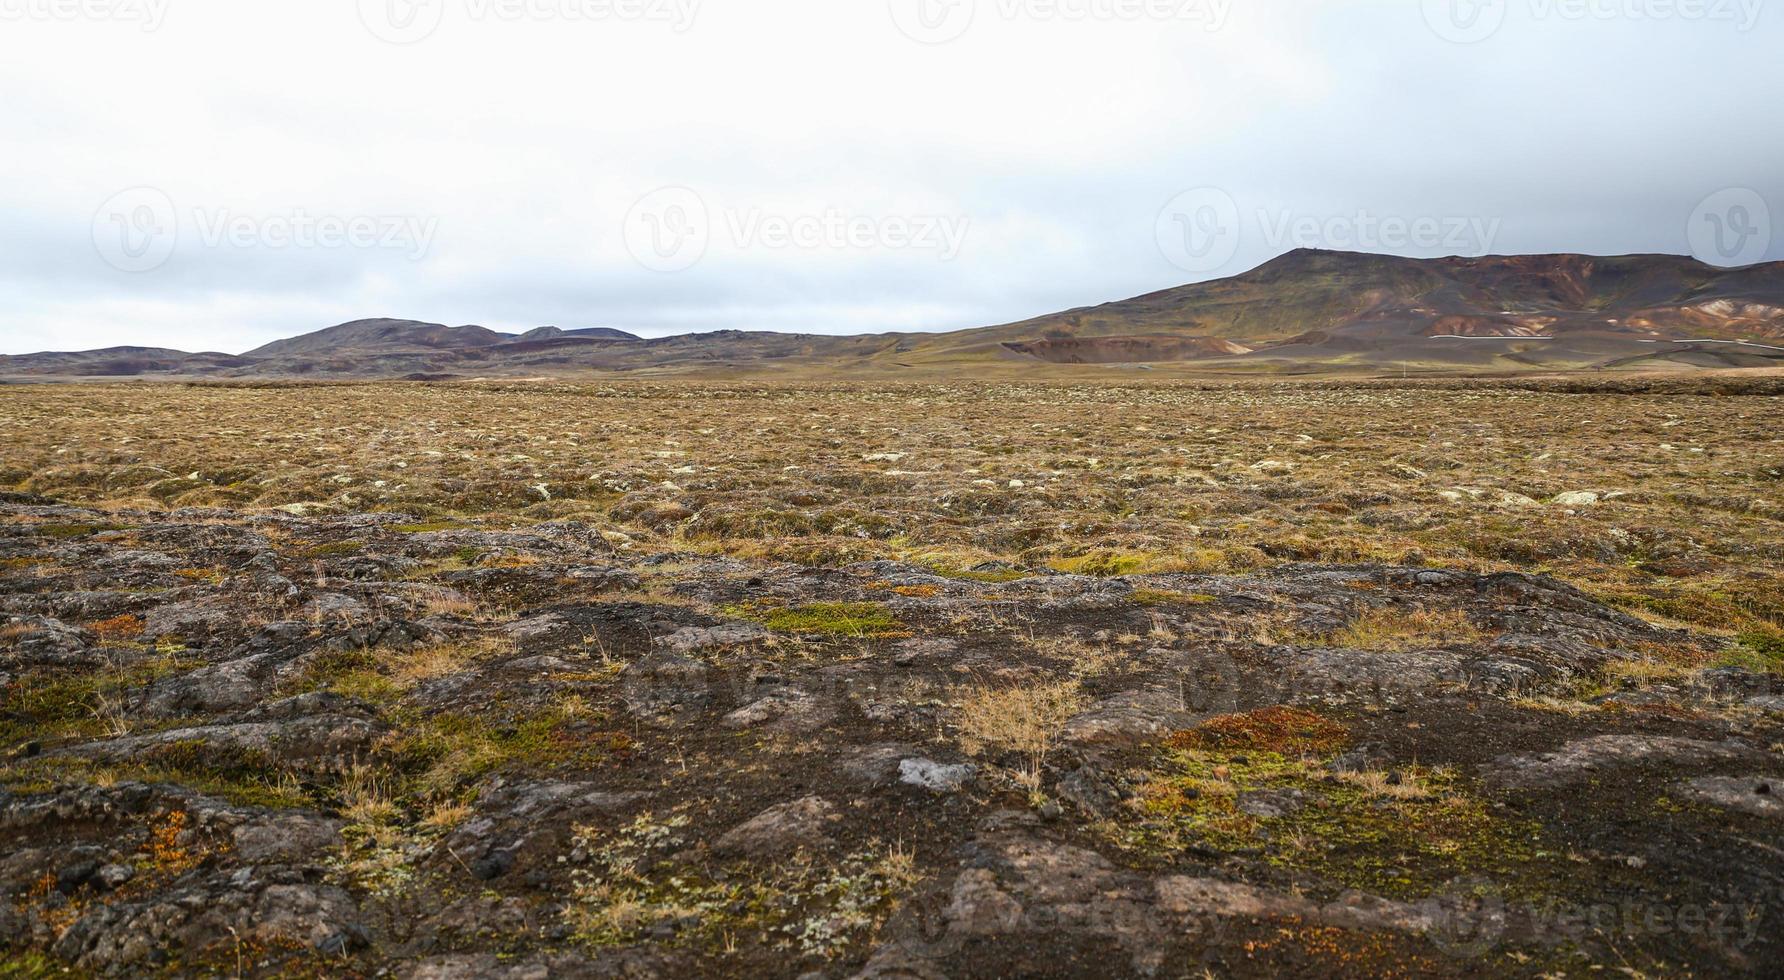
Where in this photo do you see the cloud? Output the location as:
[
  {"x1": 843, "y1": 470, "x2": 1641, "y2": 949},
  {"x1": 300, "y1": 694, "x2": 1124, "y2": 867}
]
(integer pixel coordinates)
[{"x1": 0, "y1": 0, "x2": 1778, "y2": 353}]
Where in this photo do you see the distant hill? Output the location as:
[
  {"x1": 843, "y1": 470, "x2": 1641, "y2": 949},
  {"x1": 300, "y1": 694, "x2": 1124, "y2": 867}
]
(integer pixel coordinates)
[
  {"x1": 5, "y1": 250, "x2": 1781, "y2": 379},
  {"x1": 243, "y1": 319, "x2": 514, "y2": 358}
]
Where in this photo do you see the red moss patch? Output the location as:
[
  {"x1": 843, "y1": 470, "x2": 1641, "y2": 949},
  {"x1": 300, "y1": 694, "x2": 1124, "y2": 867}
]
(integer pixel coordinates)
[
  {"x1": 89, "y1": 614, "x2": 145, "y2": 644},
  {"x1": 1167, "y1": 706, "x2": 1349, "y2": 755}
]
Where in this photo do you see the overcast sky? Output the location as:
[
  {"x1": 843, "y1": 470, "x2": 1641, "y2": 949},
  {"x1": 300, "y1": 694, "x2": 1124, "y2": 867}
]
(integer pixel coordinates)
[{"x1": 2, "y1": 0, "x2": 1780, "y2": 354}]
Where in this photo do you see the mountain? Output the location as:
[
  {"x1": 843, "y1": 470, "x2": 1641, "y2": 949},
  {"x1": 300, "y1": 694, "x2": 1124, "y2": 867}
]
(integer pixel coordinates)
[
  {"x1": 512, "y1": 327, "x2": 641, "y2": 343},
  {"x1": 862, "y1": 249, "x2": 1784, "y2": 375},
  {"x1": 243, "y1": 319, "x2": 515, "y2": 358},
  {"x1": 0, "y1": 347, "x2": 259, "y2": 378},
  {"x1": 4, "y1": 250, "x2": 1781, "y2": 380}
]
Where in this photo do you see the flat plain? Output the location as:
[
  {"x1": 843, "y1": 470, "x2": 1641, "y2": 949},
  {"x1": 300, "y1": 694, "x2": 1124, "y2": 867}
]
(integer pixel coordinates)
[{"x1": 2, "y1": 377, "x2": 1782, "y2": 978}]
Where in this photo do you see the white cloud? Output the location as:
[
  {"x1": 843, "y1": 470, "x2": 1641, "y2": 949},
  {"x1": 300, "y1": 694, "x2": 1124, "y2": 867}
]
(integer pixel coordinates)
[{"x1": 0, "y1": 0, "x2": 1778, "y2": 353}]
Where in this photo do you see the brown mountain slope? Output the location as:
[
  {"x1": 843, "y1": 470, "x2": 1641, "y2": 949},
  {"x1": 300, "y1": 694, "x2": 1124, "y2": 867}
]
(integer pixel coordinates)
[
  {"x1": 244, "y1": 319, "x2": 517, "y2": 357},
  {"x1": 876, "y1": 249, "x2": 1784, "y2": 374},
  {"x1": 3, "y1": 250, "x2": 1781, "y2": 380},
  {"x1": 907, "y1": 250, "x2": 1784, "y2": 350}
]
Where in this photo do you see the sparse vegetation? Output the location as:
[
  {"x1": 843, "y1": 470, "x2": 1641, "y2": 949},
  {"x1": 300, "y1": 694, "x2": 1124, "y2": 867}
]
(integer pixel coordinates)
[
  {"x1": 1306, "y1": 606, "x2": 1485, "y2": 651},
  {"x1": 1117, "y1": 742, "x2": 1544, "y2": 898},
  {"x1": 739, "y1": 602, "x2": 901, "y2": 637},
  {"x1": 1168, "y1": 706, "x2": 1351, "y2": 756},
  {"x1": 1725, "y1": 626, "x2": 1784, "y2": 674},
  {"x1": 1, "y1": 379, "x2": 1778, "y2": 655},
  {"x1": 2, "y1": 378, "x2": 1780, "y2": 978},
  {"x1": 563, "y1": 813, "x2": 919, "y2": 957},
  {"x1": 956, "y1": 680, "x2": 1086, "y2": 795}
]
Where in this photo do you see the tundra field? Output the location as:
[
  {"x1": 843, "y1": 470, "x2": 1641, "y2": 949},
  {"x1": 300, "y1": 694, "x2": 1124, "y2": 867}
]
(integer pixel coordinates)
[{"x1": 2, "y1": 377, "x2": 1783, "y2": 978}]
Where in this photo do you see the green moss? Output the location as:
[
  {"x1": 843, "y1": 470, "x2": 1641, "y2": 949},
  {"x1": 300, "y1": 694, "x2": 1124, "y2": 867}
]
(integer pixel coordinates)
[
  {"x1": 731, "y1": 601, "x2": 901, "y2": 637},
  {"x1": 1049, "y1": 550, "x2": 1148, "y2": 577},
  {"x1": 0, "y1": 951, "x2": 72, "y2": 978},
  {"x1": 1113, "y1": 746, "x2": 1550, "y2": 899},
  {"x1": 564, "y1": 819, "x2": 916, "y2": 957},
  {"x1": 392, "y1": 521, "x2": 472, "y2": 534},
  {"x1": 302, "y1": 541, "x2": 363, "y2": 559},
  {"x1": 1130, "y1": 588, "x2": 1217, "y2": 607},
  {"x1": 4, "y1": 751, "x2": 311, "y2": 811},
  {"x1": 285, "y1": 648, "x2": 401, "y2": 702},
  {"x1": 139, "y1": 738, "x2": 281, "y2": 778},
  {"x1": 387, "y1": 701, "x2": 632, "y2": 797},
  {"x1": 1721, "y1": 626, "x2": 1784, "y2": 674},
  {"x1": 34, "y1": 523, "x2": 127, "y2": 540},
  {"x1": 185, "y1": 775, "x2": 312, "y2": 809},
  {"x1": 0, "y1": 656, "x2": 201, "y2": 746},
  {"x1": 929, "y1": 565, "x2": 1027, "y2": 584},
  {"x1": 1048, "y1": 548, "x2": 1260, "y2": 578}
]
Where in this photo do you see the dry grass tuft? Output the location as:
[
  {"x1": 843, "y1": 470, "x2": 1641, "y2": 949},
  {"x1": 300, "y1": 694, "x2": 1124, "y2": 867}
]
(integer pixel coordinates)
[
  {"x1": 1337, "y1": 768, "x2": 1437, "y2": 800},
  {"x1": 419, "y1": 590, "x2": 482, "y2": 619},
  {"x1": 339, "y1": 764, "x2": 401, "y2": 826},
  {"x1": 1311, "y1": 606, "x2": 1484, "y2": 652},
  {"x1": 957, "y1": 680, "x2": 1086, "y2": 793},
  {"x1": 388, "y1": 635, "x2": 516, "y2": 689},
  {"x1": 1033, "y1": 635, "x2": 1127, "y2": 679},
  {"x1": 420, "y1": 801, "x2": 474, "y2": 832}
]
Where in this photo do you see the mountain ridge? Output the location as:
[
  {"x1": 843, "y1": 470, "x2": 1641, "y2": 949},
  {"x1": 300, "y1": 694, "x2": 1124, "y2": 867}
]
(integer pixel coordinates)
[{"x1": 6, "y1": 249, "x2": 1782, "y2": 379}]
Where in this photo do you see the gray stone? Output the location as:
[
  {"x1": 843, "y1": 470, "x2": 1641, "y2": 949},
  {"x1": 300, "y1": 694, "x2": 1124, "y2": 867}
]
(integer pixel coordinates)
[
  {"x1": 1487, "y1": 735, "x2": 1757, "y2": 790},
  {"x1": 1062, "y1": 689, "x2": 1189, "y2": 745},
  {"x1": 653, "y1": 623, "x2": 769, "y2": 655},
  {"x1": 1673, "y1": 776, "x2": 1783, "y2": 818},
  {"x1": 1237, "y1": 788, "x2": 1308, "y2": 819},
  {"x1": 899, "y1": 759, "x2": 975, "y2": 793},
  {"x1": 715, "y1": 797, "x2": 836, "y2": 858}
]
